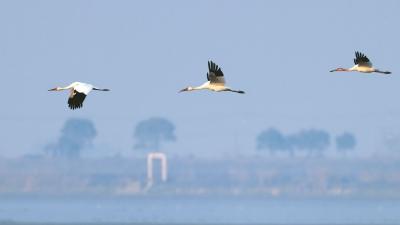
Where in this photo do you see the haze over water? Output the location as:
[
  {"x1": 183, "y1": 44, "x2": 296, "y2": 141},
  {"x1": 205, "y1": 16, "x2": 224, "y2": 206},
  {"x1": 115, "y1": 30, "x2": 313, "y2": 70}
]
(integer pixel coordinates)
[{"x1": 1, "y1": 197, "x2": 400, "y2": 224}]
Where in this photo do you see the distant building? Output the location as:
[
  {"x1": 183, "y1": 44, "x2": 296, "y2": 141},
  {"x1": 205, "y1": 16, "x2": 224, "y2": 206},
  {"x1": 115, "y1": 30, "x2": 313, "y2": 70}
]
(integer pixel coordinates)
[{"x1": 146, "y1": 152, "x2": 168, "y2": 188}]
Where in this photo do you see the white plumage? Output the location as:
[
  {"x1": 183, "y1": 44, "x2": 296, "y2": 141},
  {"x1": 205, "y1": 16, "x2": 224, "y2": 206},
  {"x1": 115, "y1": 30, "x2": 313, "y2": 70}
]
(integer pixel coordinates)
[
  {"x1": 48, "y1": 82, "x2": 110, "y2": 110},
  {"x1": 330, "y1": 51, "x2": 391, "y2": 74},
  {"x1": 179, "y1": 61, "x2": 245, "y2": 94}
]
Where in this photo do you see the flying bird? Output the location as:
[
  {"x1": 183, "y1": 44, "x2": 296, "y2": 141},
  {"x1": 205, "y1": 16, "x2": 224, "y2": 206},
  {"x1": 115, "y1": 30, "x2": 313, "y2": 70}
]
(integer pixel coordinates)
[
  {"x1": 48, "y1": 82, "x2": 110, "y2": 110},
  {"x1": 330, "y1": 51, "x2": 391, "y2": 74},
  {"x1": 179, "y1": 61, "x2": 245, "y2": 94}
]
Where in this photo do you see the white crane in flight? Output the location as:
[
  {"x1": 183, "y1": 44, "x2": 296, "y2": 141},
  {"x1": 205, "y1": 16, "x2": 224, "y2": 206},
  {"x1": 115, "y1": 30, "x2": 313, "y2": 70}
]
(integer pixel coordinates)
[
  {"x1": 330, "y1": 51, "x2": 391, "y2": 74},
  {"x1": 179, "y1": 61, "x2": 245, "y2": 94},
  {"x1": 48, "y1": 82, "x2": 110, "y2": 110}
]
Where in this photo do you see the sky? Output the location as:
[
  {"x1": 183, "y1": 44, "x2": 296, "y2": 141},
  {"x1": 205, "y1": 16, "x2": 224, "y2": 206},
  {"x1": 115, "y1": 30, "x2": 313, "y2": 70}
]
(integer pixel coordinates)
[{"x1": 1, "y1": 0, "x2": 400, "y2": 158}]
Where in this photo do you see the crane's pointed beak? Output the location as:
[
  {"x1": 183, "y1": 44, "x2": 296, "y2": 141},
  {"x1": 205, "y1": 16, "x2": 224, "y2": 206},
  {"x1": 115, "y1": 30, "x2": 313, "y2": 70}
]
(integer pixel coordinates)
[
  {"x1": 48, "y1": 88, "x2": 57, "y2": 91},
  {"x1": 330, "y1": 68, "x2": 347, "y2": 72},
  {"x1": 179, "y1": 87, "x2": 188, "y2": 93}
]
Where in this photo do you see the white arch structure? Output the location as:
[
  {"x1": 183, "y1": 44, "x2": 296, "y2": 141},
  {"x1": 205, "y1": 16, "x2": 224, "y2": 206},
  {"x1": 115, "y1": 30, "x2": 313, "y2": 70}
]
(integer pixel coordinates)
[{"x1": 147, "y1": 152, "x2": 168, "y2": 184}]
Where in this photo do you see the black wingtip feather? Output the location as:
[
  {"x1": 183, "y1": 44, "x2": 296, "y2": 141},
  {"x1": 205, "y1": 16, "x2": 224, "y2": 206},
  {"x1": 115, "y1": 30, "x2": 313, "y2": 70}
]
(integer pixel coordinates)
[
  {"x1": 353, "y1": 51, "x2": 370, "y2": 65},
  {"x1": 207, "y1": 60, "x2": 224, "y2": 77},
  {"x1": 68, "y1": 91, "x2": 86, "y2": 110}
]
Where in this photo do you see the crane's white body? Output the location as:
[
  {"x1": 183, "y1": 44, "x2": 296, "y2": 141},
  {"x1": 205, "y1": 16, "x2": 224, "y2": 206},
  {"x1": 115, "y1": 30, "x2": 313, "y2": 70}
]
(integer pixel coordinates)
[
  {"x1": 191, "y1": 81, "x2": 228, "y2": 92},
  {"x1": 69, "y1": 82, "x2": 94, "y2": 95},
  {"x1": 348, "y1": 64, "x2": 374, "y2": 73}
]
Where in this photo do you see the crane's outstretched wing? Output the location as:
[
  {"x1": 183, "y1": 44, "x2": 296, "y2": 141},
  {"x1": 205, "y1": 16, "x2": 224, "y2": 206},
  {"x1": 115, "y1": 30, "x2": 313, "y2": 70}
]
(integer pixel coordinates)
[
  {"x1": 207, "y1": 61, "x2": 225, "y2": 84},
  {"x1": 354, "y1": 51, "x2": 372, "y2": 67},
  {"x1": 68, "y1": 90, "x2": 86, "y2": 110}
]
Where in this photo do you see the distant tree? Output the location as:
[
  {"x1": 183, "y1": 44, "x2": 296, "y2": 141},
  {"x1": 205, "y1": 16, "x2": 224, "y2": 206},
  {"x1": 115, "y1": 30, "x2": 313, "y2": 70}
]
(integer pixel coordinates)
[
  {"x1": 335, "y1": 132, "x2": 356, "y2": 153},
  {"x1": 133, "y1": 117, "x2": 176, "y2": 151},
  {"x1": 45, "y1": 118, "x2": 97, "y2": 159},
  {"x1": 256, "y1": 128, "x2": 293, "y2": 156},
  {"x1": 289, "y1": 129, "x2": 330, "y2": 156}
]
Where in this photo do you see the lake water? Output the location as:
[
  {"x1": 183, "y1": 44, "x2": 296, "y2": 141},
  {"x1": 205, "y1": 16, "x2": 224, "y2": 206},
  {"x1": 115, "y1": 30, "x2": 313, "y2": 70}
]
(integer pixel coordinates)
[{"x1": 0, "y1": 196, "x2": 399, "y2": 224}]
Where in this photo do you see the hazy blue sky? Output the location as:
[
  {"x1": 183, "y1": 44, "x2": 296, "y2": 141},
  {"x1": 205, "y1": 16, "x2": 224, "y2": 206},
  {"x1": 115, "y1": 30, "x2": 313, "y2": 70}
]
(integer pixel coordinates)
[{"x1": 1, "y1": 0, "x2": 400, "y2": 158}]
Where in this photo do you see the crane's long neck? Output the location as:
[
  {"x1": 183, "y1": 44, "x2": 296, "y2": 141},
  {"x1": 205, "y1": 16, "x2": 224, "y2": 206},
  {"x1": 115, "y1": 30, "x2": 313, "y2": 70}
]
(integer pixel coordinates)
[
  {"x1": 330, "y1": 67, "x2": 351, "y2": 72},
  {"x1": 59, "y1": 85, "x2": 73, "y2": 91},
  {"x1": 61, "y1": 82, "x2": 81, "y2": 90},
  {"x1": 192, "y1": 81, "x2": 211, "y2": 91},
  {"x1": 179, "y1": 82, "x2": 211, "y2": 92},
  {"x1": 193, "y1": 86, "x2": 206, "y2": 90}
]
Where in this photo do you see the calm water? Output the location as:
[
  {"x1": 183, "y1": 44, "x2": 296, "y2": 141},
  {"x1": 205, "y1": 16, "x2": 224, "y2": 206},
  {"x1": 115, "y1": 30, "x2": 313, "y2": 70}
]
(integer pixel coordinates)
[{"x1": 0, "y1": 197, "x2": 399, "y2": 224}]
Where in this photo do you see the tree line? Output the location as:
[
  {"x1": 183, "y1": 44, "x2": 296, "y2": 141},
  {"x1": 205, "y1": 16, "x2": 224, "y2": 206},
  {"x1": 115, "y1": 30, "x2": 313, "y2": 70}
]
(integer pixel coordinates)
[
  {"x1": 256, "y1": 128, "x2": 356, "y2": 156},
  {"x1": 45, "y1": 118, "x2": 356, "y2": 158},
  {"x1": 45, "y1": 117, "x2": 176, "y2": 159}
]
